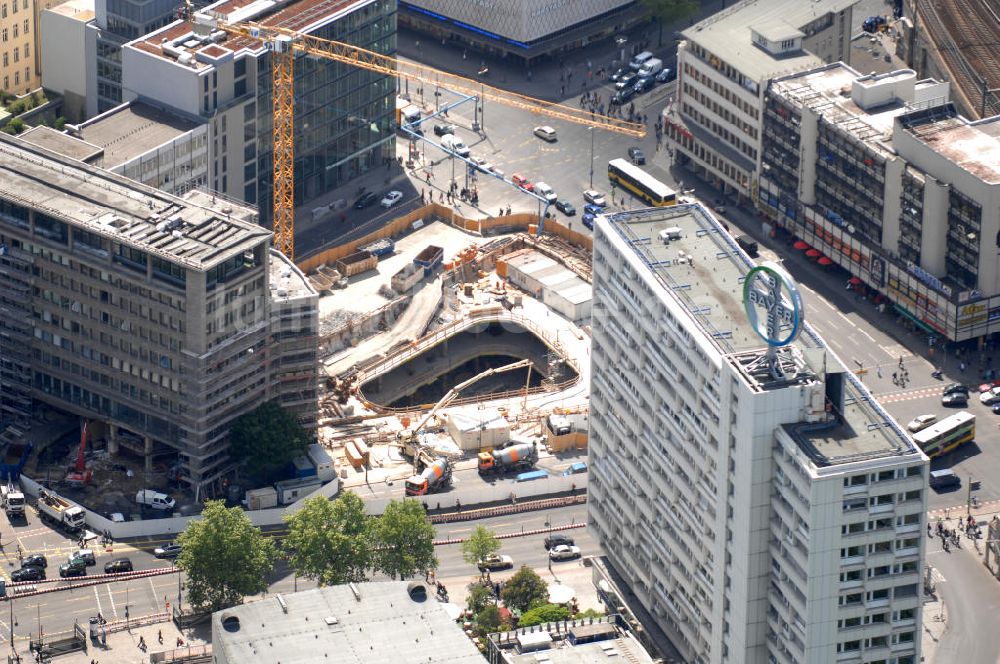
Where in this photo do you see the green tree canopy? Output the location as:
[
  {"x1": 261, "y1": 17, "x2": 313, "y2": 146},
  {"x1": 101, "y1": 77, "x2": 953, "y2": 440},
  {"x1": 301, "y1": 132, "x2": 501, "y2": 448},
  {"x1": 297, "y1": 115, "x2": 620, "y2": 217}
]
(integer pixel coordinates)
[
  {"x1": 639, "y1": 0, "x2": 699, "y2": 46},
  {"x1": 229, "y1": 401, "x2": 311, "y2": 484},
  {"x1": 461, "y1": 525, "x2": 501, "y2": 574},
  {"x1": 176, "y1": 500, "x2": 277, "y2": 612},
  {"x1": 501, "y1": 566, "x2": 549, "y2": 613},
  {"x1": 370, "y1": 499, "x2": 437, "y2": 579},
  {"x1": 518, "y1": 603, "x2": 571, "y2": 627},
  {"x1": 467, "y1": 582, "x2": 494, "y2": 615},
  {"x1": 475, "y1": 604, "x2": 502, "y2": 636},
  {"x1": 283, "y1": 492, "x2": 371, "y2": 585}
]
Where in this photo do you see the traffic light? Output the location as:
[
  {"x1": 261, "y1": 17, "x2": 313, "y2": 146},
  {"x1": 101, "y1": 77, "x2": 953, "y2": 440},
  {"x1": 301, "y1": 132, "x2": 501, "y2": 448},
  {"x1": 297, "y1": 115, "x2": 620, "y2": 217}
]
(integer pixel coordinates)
[{"x1": 970, "y1": 480, "x2": 982, "y2": 492}]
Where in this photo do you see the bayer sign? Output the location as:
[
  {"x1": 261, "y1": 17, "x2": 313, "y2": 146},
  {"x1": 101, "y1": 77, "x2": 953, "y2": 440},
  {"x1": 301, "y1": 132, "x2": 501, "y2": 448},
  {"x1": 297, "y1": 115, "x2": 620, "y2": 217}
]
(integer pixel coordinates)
[{"x1": 743, "y1": 262, "x2": 804, "y2": 347}]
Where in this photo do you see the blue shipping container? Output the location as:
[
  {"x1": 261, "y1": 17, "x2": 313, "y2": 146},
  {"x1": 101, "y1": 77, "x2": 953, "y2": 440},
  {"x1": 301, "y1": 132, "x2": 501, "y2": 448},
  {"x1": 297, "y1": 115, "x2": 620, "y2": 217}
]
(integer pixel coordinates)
[{"x1": 516, "y1": 470, "x2": 549, "y2": 482}]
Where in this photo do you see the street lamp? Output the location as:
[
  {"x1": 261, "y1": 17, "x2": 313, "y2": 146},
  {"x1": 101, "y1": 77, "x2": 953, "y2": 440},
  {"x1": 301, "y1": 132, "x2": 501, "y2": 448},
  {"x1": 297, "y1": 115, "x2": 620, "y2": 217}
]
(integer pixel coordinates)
[{"x1": 589, "y1": 127, "x2": 595, "y2": 189}]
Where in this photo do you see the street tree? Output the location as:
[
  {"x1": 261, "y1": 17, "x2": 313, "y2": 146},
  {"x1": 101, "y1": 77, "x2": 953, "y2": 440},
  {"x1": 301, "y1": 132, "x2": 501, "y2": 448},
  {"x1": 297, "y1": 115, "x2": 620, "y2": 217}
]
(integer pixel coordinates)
[
  {"x1": 229, "y1": 401, "x2": 311, "y2": 484},
  {"x1": 176, "y1": 500, "x2": 277, "y2": 612},
  {"x1": 519, "y1": 603, "x2": 571, "y2": 627},
  {"x1": 370, "y1": 499, "x2": 437, "y2": 579},
  {"x1": 639, "y1": 0, "x2": 699, "y2": 47},
  {"x1": 467, "y1": 583, "x2": 494, "y2": 614},
  {"x1": 283, "y1": 492, "x2": 371, "y2": 585},
  {"x1": 500, "y1": 566, "x2": 549, "y2": 613},
  {"x1": 461, "y1": 525, "x2": 501, "y2": 574},
  {"x1": 475, "y1": 604, "x2": 502, "y2": 637}
]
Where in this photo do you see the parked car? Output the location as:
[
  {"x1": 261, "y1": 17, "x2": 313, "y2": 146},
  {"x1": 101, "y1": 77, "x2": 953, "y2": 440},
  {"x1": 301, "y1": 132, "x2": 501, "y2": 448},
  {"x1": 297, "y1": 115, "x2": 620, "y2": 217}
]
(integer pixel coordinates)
[
  {"x1": 68, "y1": 549, "x2": 96, "y2": 566},
  {"x1": 533, "y1": 126, "x2": 557, "y2": 142},
  {"x1": 512, "y1": 173, "x2": 534, "y2": 192},
  {"x1": 59, "y1": 559, "x2": 87, "y2": 578},
  {"x1": 380, "y1": 190, "x2": 403, "y2": 208},
  {"x1": 943, "y1": 383, "x2": 969, "y2": 396},
  {"x1": 609, "y1": 67, "x2": 628, "y2": 82},
  {"x1": 612, "y1": 87, "x2": 636, "y2": 105},
  {"x1": 980, "y1": 388, "x2": 1000, "y2": 405},
  {"x1": 906, "y1": 414, "x2": 937, "y2": 433},
  {"x1": 354, "y1": 192, "x2": 378, "y2": 209},
  {"x1": 633, "y1": 76, "x2": 655, "y2": 93},
  {"x1": 654, "y1": 68, "x2": 675, "y2": 83},
  {"x1": 535, "y1": 182, "x2": 558, "y2": 203},
  {"x1": 477, "y1": 554, "x2": 514, "y2": 571},
  {"x1": 942, "y1": 392, "x2": 968, "y2": 407},
  {"x1": 929, "y1": 469, "x2": 961, "y2": 490},
  {"x1": 978, "y1": 380, "x2": 1000, "y2": 392},
  {"x1": 472, "y1": 157, "x2": 494, "y2": 173},
  {"x1": 615, "y1": 73, "x2": 639, "y2": 90},
  {"x1": 582, "y1": 213, "x2": 596, "y2": 230},
  {"x1": 22, "y1": 554, "x2": 47, "y2": 569},
  {"x1": 627, "y1": 146, "x2": 645, "y2": 165},
  {"x1": 433, "y1": 123, "x2": 455, "y2": 136},
  {"x1": 11, "y1": 566, "x2": 45, "y2": 581},
  {"x1": 583, "y1": 190, "x2": 607, "y2": 206},
  {"x1": 104, "y1": 558, "x2": 134, "y2": 574},
  {"x1": 544, "y1": 533, "x2": 575, "y2": 549},
  {"x1": 583, "y1": 203, "x2": 605, "y2": 216},
  {"x1": 992, "y1": 402, "x2": 1000, "y2": 415},
  {"x1": 548, "y1": 544, "x2": 582, "y2": 561},
  {"x1": 555, "y1": 200, "x2": 576, "y2": 216},
  {"x1": 154, "y1": 542, "x2": 183, "y2": 559}
]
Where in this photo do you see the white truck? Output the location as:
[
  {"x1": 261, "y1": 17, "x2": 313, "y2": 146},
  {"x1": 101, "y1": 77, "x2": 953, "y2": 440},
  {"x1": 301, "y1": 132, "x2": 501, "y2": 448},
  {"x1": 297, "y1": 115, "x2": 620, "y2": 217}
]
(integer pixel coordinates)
[
  {"x1": 1, "y1": 482, "x2": 25, "y2": 517},
  {"x1": 37, "y1": 488, "x2": 86, "y2": 533}
]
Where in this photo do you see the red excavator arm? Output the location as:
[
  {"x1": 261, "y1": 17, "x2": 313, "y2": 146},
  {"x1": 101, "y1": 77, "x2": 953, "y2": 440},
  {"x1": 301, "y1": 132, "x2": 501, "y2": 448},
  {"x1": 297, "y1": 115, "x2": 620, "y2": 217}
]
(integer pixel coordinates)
[{"x1": 65, "y1": 421, "x2": 92, "y2": 486}]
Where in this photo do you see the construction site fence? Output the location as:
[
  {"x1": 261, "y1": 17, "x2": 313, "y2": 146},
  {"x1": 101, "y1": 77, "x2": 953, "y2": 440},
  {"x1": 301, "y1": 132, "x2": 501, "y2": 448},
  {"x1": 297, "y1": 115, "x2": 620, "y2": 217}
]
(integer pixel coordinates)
[
  {"x1": 433, "y1": 520, "x2": 587, "y2": 546},
  {"x1": 295, "y1": 203, "x2": 591, "y2": 275},
  {"x1": 427, "y1": 492, "x2": 587, "y2": 525}
]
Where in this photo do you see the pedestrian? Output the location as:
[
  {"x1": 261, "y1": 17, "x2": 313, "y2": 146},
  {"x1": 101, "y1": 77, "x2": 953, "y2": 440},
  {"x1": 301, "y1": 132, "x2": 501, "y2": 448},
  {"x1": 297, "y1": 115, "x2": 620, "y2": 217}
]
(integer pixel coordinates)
[
  {"x1": 125, "y1": 606, "x2": 129, "y2": 621},
  {"x1": 138, "y1": 636, "x2": 146, "y2": 651},
  {"x1": 176, "y1": 637, "x2": 184, "y2": 647},
  {"x1": 158, "y1": 629, "x2": 163, "y2": 644},
  {"x1": 101, "y1": 626, "x2": 106, "y2": 646},
  {"x1": 420, "y1": 189, "x2": 424, "y2": 203}
]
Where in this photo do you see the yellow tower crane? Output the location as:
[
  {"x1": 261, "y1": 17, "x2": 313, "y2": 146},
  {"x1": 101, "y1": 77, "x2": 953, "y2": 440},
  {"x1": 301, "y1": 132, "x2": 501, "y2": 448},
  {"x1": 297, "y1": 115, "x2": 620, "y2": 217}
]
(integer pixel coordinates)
[{"x1": 192, "y1": 16, "x2": 645, "y2": 259}]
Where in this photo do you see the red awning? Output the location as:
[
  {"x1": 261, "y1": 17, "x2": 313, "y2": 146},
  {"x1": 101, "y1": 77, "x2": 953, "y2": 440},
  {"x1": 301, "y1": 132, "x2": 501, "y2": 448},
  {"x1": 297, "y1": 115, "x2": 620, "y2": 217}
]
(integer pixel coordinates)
[
  {"x1": 818, "y1": 257, "x2": 833, "y2": 265},
  {"x1": 793, "y1": 241, "x2": 810, "y2": 250},
  {"x1": 806, "y1": 249, "x2": 822, "y2": 257}
]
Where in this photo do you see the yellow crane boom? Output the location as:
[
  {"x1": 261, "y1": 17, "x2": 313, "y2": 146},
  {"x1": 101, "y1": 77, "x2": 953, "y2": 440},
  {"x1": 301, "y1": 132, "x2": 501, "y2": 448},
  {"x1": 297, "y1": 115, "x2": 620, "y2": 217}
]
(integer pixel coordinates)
[{"x1": 196, "y1": 16, "x2": 645, "y2": 259}]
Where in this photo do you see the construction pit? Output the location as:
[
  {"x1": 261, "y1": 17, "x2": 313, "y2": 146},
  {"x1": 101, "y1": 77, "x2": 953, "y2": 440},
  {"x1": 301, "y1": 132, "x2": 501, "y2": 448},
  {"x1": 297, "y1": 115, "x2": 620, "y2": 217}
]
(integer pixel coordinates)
[{"x1": 310, "y1": 220, "x2": 593, "y2": 499}]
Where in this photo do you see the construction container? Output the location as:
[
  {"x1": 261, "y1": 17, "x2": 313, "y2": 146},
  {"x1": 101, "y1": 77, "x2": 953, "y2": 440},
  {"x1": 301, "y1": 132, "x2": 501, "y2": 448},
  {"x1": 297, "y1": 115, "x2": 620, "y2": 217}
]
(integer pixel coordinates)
[
  {"x1": 291, "y1": 455, "x2": 317, "y2": 479},
  {"x1": 274, "y1": 477, "x2": 321, "y2": 505},
  {"x1": 496, "y1": 259, "x2": 508, "y2": 279},
  {"x1": 245, "y1": 487, "x2": 278, "y2": 511},
  {"x1": 391, "y1": 263, "x2": 423, "y2": 292},
  {"x1": 345, "y1": 440, "x2": 364, "y2": 469},
  {"x1": 354, "y1": 438, "x2": 370, "y2": 464},
  {"x1": 335, "y1": 251, "x2": 378, "y2": 278},
  {"x1": 414, "y1": 245, "x2": 444, "y2": 276},
  {"x1": 362, "y1": 238, "x2": 395, "y2": 258},
  {"x1": 308, "y1": 444, "x2": 336, "y2": 483}
]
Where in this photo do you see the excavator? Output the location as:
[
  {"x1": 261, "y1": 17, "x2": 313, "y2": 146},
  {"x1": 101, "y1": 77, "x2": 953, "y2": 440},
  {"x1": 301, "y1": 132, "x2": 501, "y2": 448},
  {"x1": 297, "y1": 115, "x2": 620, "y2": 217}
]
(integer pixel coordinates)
[{"x1": 65, "y1": 421, "x2": 93, "y2": 486}]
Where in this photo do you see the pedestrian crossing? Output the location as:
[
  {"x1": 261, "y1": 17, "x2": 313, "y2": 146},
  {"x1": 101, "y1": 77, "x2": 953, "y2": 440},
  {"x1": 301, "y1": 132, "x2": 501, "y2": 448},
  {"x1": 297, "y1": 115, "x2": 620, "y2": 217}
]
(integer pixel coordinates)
[{"x1": 876, "y1": 387, "x2": 941, "y2": 403}]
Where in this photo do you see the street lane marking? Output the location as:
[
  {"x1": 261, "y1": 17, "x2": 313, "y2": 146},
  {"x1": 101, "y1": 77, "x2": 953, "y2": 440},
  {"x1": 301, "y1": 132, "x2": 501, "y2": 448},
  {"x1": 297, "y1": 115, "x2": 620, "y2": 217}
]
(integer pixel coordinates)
[
  {"x1": 106, "y1": 584, "x2": 117, "y2": 618},
  {"x1": 93, "y1": 585, "x2": 103, "y2": 616}
]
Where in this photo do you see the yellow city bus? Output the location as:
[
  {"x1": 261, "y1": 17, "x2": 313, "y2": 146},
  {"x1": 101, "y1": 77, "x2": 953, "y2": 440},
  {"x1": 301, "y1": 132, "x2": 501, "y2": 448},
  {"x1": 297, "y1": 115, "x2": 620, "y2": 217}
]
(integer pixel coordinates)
[
  {"x1": 607, "y1": 159, "x2": 677, "y2": 206},
  {"x1": 911, "y1": 411, "x2": 975, "y2": 458}
]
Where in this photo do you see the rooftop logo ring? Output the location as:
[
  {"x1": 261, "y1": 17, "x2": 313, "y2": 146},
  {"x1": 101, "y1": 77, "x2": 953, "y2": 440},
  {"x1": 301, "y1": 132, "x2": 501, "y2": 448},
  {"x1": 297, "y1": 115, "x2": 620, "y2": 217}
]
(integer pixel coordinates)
[{"x1": 742, "y1": 262, "x2": 803, "y2": 347}]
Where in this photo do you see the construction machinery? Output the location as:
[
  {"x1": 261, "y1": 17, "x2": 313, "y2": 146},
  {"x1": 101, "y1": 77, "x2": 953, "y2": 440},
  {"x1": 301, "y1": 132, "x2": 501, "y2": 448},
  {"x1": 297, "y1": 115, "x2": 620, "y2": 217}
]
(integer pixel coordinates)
[
  {"x1": 478, "y1": 441, "x2": 539, "y2": 475},
  {"x1": 65, "y1": 421, "x2": 92, "y2": 487},
  {"x1": 37, "y1": 488, "x2": 86, "y2": 533},
  {"x1": 189, "y1": 14, "x2": 644, "y2": 259},
  {"x1": 404, "y1": 457, "x2": 452, "y2": 496},
  {"x1": 1, "y1": 482, "x2": 25, "y2": 517}
]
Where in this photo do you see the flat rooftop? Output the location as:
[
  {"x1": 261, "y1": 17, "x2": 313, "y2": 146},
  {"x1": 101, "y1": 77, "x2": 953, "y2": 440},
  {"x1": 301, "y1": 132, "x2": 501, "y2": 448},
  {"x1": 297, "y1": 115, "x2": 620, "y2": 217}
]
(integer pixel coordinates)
[
  {"x1": 269, "y1": 249, "x2": 316, "y2": 302},
  {"x1": 130, "y1": 0, "x2": 368, "y2": 69},
  {"x1": 681, "y1": 0, "x2": 857, "y2": 82},
  {"x1": 899, "y1": 104, "x2": 1000, "y2": 184},
  {"x1": 601, "y1": 205, "x2": 917, "y2": 467},
  {"x1": 18, "y1": 126, "x2": 103, "y2": 163},
  {"x1": 76, "y1": 102, "x2": 199, "y2": 168},
  {"x1": 47, "y1": 0, "x2": 95, "y2": 23},
  {"x1": 0, "y1": 133, "x2": 267, "y2": 270},
  {"x1": 212, "y1": 582, "x2": 484, "y2": 664},
  {"x1": 771, "y1": 62, "x2": 946, "y2": 157}
]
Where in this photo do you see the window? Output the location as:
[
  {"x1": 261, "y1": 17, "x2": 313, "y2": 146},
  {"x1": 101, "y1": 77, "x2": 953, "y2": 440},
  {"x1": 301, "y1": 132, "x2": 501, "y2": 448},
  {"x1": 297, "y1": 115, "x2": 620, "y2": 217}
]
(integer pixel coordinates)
[
  {"x1": 841, "y1": 545, "x2": 864, "y2": 558},
  {"x1": 2, "y1": 28, "x2": 6, "y2": 41},
  {"x1": 874, "y1": 470, "x2": 895, "y2": 482},
  {"x1": 839, "y1": 593, "x2": 862, "y2": 606},
  {"x1": 1, "y1": 4, "x2": 6, "y2": 18},
  {"x1": 843, "y1": 497, "x2": 867, "y2": 511},
  {"x1": 842, "y1": 521, "x2": 865, "y2": 535},
  {"x1": 870, "y1": 494, "x2": 894, "y2": 506},
  {"x1": 867, "y1": 588, "x2": 889, "y2": 601},
  {"x1": 839, "y1": 616, "x2": 861, "y2": 628},
  {"x1": 845, "y1": 474, "x2": 867, "y2": 487},
  {"x1": 839, "y1": 569, "x2": 862, "y2": 582},
  {"x1": 2, "y1": 53, "x2": 6, "y2": 67},
  {"x1": 12, "y1": 24, "x2": 16, "y2": 38},
  {"x1": 837, "y1": 640, "x2": 860, "y2": 653}
]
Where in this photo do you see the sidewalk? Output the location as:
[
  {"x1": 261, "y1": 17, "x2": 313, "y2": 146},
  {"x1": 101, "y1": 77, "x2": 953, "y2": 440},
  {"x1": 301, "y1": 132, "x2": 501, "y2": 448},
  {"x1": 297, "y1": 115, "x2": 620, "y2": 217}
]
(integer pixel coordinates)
[{"x1": 16, "y1": 617, "x2": 209, "y2": 664}]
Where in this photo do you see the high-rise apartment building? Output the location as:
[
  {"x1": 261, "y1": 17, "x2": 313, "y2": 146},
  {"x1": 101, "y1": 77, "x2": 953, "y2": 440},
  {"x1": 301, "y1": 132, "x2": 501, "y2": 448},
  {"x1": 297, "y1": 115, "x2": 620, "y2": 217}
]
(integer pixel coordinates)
[
  {"x1": 664, "y1": 0, "x2": 857, "y2": 203},
  {"x1": 759, "y1": 61, "x2": 1000, "y2": 344},
  {"x1": 0, "y1": 132, "x2": 317, "y2": 496},
  {"x1": 588, "y1": 205, "x2": 927, "y2": 664},
  {"x1": 0, "y1": 0, "x2": 43, "y2": 95}
]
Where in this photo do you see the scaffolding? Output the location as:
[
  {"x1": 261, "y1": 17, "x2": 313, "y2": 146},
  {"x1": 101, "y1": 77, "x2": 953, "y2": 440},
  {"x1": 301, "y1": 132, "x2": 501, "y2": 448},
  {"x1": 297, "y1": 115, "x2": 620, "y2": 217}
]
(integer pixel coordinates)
[{"x1": 0, "y1": 243, "x2": 33, "y2": 429}]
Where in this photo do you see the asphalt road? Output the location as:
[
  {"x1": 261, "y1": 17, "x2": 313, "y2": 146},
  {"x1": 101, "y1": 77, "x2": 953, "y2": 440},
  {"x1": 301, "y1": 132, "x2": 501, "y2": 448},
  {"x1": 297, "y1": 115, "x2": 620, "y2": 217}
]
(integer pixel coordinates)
[{"x1": 0, "y1": 501, "x2": 595, "y2": 642}]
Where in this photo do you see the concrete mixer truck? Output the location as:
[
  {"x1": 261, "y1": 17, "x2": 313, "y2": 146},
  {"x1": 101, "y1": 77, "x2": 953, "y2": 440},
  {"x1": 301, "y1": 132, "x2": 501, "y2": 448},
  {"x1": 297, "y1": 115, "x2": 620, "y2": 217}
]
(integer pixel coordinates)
[
  {"x1": 477, "y1": 442, "x2": 538, "y2": 476},
  {"x1": 404, "y1": 457, "x2": 453, "y2": 496}
]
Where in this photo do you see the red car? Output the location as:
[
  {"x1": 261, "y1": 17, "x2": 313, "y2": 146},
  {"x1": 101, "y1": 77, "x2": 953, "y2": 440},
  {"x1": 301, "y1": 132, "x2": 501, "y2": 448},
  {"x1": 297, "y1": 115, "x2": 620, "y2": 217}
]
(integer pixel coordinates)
[{"x1": 511, "y1": 173, "x2": 534, "y2": 192}]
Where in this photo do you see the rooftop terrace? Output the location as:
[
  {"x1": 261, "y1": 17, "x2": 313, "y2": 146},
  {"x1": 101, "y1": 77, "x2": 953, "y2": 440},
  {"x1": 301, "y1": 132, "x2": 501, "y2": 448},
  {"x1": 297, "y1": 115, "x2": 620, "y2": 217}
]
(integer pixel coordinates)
[
  {"x1": 601, "y1": 205, "x2": 918, "y2": 467},
  {"x1": 0, "y1": 133, "x2": 267, "y2": 270}
]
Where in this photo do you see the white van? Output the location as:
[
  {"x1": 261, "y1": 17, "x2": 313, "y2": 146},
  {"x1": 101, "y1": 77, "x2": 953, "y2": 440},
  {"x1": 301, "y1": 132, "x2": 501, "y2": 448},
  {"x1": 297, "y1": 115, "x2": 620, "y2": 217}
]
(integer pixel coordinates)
[
  {"x1": 629, "y1": 51, "x2": 654, "y2": 71},
  {"x1": 638, "y1": 58, "x2": 664, "y2": 77},
  {"x1": 535, "y1": 182, "x2": 558, "y2": 202},
  {"x1": 441, "y1": 133, "x2": 470, "y2": 157},
  {"x1": 136, "y1": 489, "x2": 176, "y2": 511}
]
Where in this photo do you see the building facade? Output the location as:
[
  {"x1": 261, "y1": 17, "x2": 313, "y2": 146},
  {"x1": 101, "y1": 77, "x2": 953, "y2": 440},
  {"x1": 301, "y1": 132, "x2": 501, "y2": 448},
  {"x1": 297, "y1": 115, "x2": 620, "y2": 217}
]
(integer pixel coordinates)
[
  {"x1": 38, "y1": 0, "x2": 94, "y2": 121},
  {"x1": 399, "y1": 0, "x2": 644, "y2": 66},
  {"x1": 759, "y1": 61, "x2": 1000, "y2": 344},
  {"x1": 121, "y1": 0, "x2": 396, "y2": 226},
  {"x1": 0, "y1": 133, "x2": 317, "y2": 496},
  {"x1": 664, "y1": 0, "x2": 857, "y2": 203},
  {"x1": 0, "y1": 0, "x2": 39, "y2": 95},
  {"x1": 588, "y1": 204, "x2": 927, "y2": 664}
]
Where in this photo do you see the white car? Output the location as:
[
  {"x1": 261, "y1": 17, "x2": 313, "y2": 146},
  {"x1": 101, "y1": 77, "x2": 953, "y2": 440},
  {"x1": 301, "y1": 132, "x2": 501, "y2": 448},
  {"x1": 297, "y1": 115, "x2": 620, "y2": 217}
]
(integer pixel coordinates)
[
  {"x1": 535, "y1": 182, "x2": 558, "y2": 203},
  {"x1": 380, "y1": 191, "x2": 403, "y2": 208},
  {"x1": 583, "y1": 190, "x2": 607, "y2": 207},
  {"x1": 548, "y1": 544, "x2": 581, "y2": 561},
  {"x1": 980, "y1": 387, "x2": 1000, "y2": 405},
  {"x1": 472, "y1": 157, "x2": 493, "y2": 173},
  {"x1": 906, "y1": 414, "x2": 937, "y2": 433}
]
